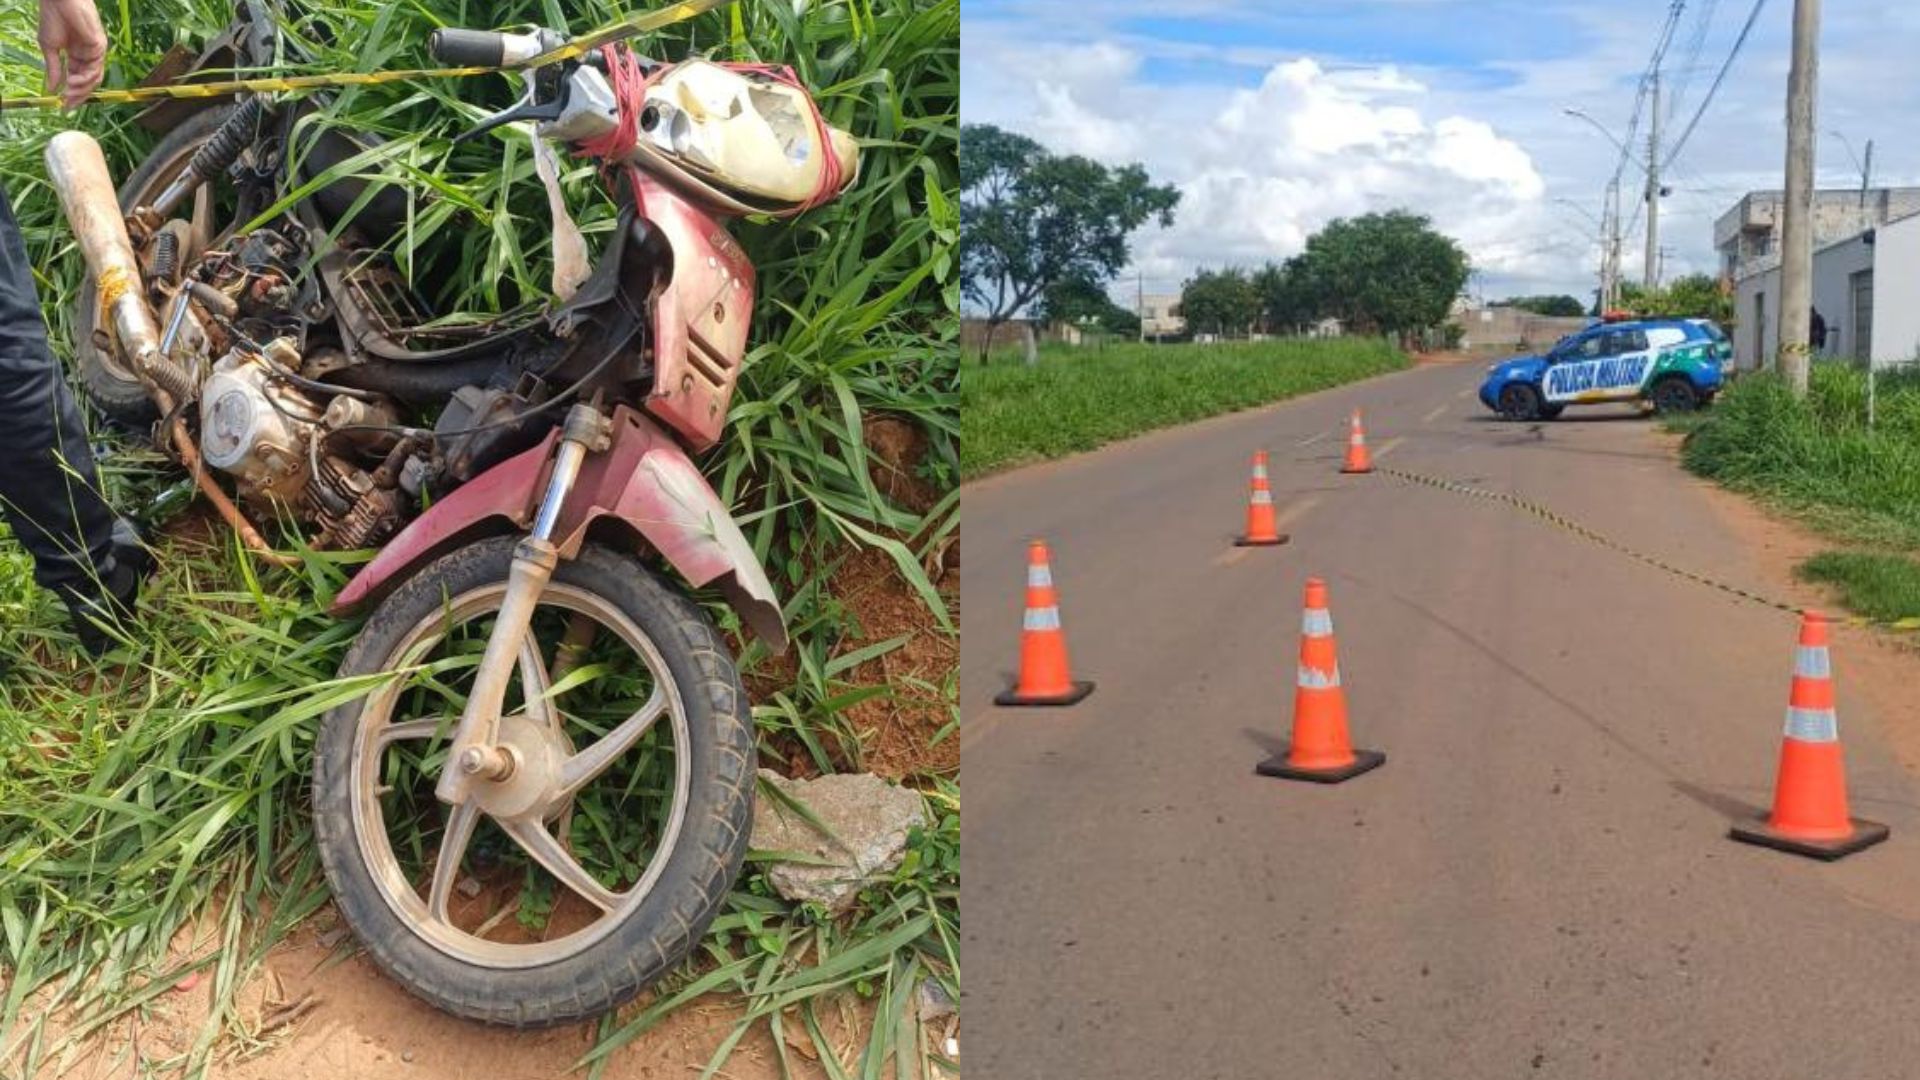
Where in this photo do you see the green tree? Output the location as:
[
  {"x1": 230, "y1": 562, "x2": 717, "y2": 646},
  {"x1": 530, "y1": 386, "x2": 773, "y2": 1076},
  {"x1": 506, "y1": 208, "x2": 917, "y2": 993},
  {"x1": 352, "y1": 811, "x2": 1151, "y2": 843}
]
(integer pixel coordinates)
[
  {"x1": 1038, "y1": 276, "x2": 1140, "y2": 337},
  {"x1": 960, "y1": 124, "x2": 1180, "y2": 362},
  {"x1": 1178, "y1": 267, "x2": 1260, "y2": 337},
  {"x1": 1638, "y1": 273, "x2": 1734, "y2": 324},
  {"x1": 1605, "y1": 275, "x2": 1733, "y2": 324},
  {"x1": 1291, "y1": 211, "x2": 1470, "y2": 342},
  {"x1": 1252, "y1": 257, "x2": 1317, "y2": 334}
]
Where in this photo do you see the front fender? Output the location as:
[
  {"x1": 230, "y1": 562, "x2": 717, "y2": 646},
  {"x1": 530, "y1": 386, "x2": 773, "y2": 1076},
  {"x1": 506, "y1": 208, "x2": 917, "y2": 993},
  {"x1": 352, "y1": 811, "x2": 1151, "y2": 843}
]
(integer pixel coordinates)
[{"x1": 330, "y1": 406, "x2": 787, "y2": 653}]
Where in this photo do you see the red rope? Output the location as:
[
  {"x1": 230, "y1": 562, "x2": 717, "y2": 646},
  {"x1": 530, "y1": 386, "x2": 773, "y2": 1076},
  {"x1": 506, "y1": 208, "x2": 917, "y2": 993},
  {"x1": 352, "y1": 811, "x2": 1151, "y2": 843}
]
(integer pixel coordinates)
[{"x1": 725, "y1": 63, "x2": 843, "y2": 210}]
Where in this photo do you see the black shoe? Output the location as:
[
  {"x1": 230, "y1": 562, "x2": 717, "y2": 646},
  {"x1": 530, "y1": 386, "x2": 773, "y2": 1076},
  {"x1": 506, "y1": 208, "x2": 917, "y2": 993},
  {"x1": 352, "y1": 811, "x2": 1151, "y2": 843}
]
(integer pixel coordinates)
[{"x1": 68, "y1": 530, "x2": 154, "y2": 658}]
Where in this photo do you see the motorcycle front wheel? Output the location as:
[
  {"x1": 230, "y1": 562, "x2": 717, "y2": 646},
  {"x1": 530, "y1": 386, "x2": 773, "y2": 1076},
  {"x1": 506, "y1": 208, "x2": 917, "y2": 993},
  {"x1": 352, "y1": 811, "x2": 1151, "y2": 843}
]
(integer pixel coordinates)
[{"x1": 312, "y1": 536, "x2": 754, "y2": 1026}]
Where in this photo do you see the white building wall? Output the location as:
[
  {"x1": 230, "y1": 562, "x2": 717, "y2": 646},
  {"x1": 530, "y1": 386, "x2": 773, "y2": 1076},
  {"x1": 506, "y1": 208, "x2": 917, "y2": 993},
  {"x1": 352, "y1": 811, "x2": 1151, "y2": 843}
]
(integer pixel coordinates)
[
  {"x1": 1872, "y1": 213, "x2": 1920, "y2": 367},
  {"x1": 1732, "y1": 223, "x2": 1912, "y2": 371},
  {"x1": 1807, "y1": 235, "x2": 1873, "y2": 362},
  {"x1": 1733, "y1": 264, "x2": 1778, "y2": 371}
]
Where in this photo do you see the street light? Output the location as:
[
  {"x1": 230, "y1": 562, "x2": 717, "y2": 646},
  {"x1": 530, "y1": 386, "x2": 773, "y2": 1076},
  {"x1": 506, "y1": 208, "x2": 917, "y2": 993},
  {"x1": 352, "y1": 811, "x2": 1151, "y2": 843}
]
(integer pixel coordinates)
[{"x1": 1562, "y1": 108, "x2": 1644, "y2": 177}]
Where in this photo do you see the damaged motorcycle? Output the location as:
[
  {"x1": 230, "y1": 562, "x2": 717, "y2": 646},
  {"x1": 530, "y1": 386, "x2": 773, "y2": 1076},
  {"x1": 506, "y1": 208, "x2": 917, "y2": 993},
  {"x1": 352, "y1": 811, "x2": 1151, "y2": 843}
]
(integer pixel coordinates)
[{"x1": 47, "y1": 5, "x2": 855, "y2": 1023}]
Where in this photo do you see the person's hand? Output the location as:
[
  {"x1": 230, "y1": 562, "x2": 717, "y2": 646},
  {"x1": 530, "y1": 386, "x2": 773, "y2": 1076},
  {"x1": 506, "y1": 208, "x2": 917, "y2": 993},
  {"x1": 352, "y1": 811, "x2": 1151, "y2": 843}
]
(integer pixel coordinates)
[{"x1": 37, "y1": 0, "x2": 107, "y2": 109}]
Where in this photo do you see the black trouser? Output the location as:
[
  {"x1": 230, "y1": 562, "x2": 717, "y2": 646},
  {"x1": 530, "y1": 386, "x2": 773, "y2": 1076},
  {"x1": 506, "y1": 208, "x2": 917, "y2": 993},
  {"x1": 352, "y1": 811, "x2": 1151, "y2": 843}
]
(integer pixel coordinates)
[{"x1": 0, "y1": 184, "x2": 140, "y2": 619}]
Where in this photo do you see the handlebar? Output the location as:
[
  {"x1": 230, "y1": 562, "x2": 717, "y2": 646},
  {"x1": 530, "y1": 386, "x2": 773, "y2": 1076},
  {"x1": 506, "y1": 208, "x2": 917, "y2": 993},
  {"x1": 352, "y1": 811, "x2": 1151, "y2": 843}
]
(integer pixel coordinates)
[{"x1": 428, "y1": 27, "x2": 549, "y2": 67}]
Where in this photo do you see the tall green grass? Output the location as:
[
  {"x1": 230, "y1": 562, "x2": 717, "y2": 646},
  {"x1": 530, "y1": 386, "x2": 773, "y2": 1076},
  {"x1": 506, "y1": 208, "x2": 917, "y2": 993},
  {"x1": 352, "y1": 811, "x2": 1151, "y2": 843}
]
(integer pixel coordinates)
[
  {"x1": 0, "y1": 1, "x2": 956, "y2": 1074},
  {"x1": 1682, "y1": 364, "x2": 1920, "y2": 626},
  {"x1": 1680, "y1": 365, "x2": 1920, "y2": 547},
  {"x1": 962, "y1": 338, "x2": 1409, "y2": 477}
]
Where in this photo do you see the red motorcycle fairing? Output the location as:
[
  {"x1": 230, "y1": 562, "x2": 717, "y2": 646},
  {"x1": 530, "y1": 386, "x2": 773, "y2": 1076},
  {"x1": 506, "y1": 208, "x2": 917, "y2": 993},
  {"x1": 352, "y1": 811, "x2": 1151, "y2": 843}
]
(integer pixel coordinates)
[
  {"x1": 632, "y1": 171, "x2": 755, "y2": 453},
  {"x1": 330, "y1": 405, "x2": 787, "y2": 653}
]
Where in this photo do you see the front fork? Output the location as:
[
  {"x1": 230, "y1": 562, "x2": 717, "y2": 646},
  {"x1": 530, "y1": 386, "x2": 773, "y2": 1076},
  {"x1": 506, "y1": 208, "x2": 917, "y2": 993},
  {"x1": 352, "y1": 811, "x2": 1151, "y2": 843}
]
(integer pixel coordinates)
[{"x1": 434, "y1": 404, "x2": 612, "y2": 807}]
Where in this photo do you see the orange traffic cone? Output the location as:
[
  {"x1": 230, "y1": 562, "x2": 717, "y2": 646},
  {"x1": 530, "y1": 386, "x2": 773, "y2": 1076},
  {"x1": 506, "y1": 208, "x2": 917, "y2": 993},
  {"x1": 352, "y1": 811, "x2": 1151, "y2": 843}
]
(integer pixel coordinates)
[
  {"x1": 995, "y1": 540, "x2": 1095, "y2": 707},
  {"x1": 1729, "y1": 611, "x2": 1888, "y2": 859},
  {"x1": 1257, "y1": 578, "x2": 1385, "y2": 783},
  {"x1": 1234, "y1": 451, "x2": 1289, "y2": 547},
  {"x1": 1340, "y1": 410, "x2": 1373, "y2": 474}
]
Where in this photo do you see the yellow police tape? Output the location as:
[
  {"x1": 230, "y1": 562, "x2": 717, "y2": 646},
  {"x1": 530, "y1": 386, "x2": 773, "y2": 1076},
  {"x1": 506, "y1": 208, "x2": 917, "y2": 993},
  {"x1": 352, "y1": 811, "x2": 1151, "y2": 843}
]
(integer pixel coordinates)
[
  {"x1": 0, "y1": 0, "x2": 731, "y2": 112},
  {"x1": 1376, "y1": 464, "x2": 1920, "y2": 633}
]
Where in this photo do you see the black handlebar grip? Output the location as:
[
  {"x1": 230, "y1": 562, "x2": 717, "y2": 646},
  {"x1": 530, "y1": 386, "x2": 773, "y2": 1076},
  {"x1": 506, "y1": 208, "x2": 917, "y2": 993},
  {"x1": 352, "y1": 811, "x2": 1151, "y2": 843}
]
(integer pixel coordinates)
[{"x1": 429, "y1": 28, "x2": 509, "y2": 67}]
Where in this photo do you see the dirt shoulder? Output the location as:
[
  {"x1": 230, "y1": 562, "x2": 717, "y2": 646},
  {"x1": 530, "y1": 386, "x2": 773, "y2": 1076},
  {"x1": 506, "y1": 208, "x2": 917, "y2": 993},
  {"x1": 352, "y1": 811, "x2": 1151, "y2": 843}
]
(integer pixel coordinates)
[{"x1": 1673, "y1": 431, "x2": 1920, "y2": 773}]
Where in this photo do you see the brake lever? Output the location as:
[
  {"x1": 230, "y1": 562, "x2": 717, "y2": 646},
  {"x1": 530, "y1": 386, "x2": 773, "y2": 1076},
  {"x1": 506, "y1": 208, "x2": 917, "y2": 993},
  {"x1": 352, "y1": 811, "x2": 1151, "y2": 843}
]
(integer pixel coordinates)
[{"x1": 455, "y1": 85, "x2": 569, "y2": 144}]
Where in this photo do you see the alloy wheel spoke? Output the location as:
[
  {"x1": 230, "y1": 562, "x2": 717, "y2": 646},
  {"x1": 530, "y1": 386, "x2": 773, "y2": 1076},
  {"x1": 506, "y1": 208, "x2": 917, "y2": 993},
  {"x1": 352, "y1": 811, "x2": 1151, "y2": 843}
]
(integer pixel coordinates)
[
  {"x1": 376, "y1": 717, "x2": 449, "y2": 747},
  {"x1": 426, "y1": 802, "x2": 481, "y2": 924},
  {"x1": 557, "y1": 691, "x2": 667, "y2": 797},
  {"x1": 519, "y1": 638, "x2": 559, "y2": 733},
  {"x1": 501, "y1": 818, "x2": 619, "y2": 912}
]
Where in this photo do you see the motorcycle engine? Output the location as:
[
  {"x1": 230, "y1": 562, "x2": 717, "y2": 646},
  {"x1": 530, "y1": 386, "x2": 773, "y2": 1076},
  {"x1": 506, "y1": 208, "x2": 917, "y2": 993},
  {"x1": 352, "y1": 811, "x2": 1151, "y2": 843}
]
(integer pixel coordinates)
[
  {"x1": 199, "y1": 339, "x2": 319, "y2": 506},
  {"x1": 193, "y1": 332, "x2": 417, "y2": 550},
  {"x1": 139, "y1": 222, "x2": 432, "y2": 552}
]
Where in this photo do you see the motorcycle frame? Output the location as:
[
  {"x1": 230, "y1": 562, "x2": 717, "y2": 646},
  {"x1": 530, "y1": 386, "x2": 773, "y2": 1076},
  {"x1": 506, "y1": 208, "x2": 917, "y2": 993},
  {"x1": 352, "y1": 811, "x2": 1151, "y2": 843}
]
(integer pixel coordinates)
[{"x1": 119, "y1": 10, "x2": 788, "y2": 662}]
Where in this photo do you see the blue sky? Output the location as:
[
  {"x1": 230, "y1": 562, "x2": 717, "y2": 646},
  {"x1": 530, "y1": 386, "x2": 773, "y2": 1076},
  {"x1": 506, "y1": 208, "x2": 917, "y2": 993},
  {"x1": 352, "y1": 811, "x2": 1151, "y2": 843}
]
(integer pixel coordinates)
[{"x1": 962, "y1": 0, "x2": 1920, "y2": 301}]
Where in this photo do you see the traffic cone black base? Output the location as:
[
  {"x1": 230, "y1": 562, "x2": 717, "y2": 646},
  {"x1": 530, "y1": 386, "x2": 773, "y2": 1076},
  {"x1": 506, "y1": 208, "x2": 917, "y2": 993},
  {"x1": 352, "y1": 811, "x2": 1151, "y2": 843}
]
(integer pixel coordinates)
[
  {"x1": 1729, "y1": 815, "x2": 1888, "y2": 861},
  {"x1": 1234, "y1": 532, "x2": 1290, "y2": 548},
  {"x1": 1256, "y1": 748, "x2": 1385, "y2": 785},
  {"x1": 995, "y1": 680, "x2": 1096, "y2": 708}
]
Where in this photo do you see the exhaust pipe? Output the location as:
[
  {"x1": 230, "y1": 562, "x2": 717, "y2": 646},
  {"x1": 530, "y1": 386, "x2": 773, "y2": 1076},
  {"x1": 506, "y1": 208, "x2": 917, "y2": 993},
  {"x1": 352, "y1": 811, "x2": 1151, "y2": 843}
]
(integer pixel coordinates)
[{"x1": 44, "y1": 132, "x2": 181, "y2": 397}]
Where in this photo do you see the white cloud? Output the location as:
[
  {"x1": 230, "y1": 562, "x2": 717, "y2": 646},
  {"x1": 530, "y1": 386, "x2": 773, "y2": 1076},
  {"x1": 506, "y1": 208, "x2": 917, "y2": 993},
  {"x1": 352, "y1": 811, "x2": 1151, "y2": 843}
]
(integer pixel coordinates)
[{"x1": 967, "y1": 40, "x2": 1571, "y2": 297}]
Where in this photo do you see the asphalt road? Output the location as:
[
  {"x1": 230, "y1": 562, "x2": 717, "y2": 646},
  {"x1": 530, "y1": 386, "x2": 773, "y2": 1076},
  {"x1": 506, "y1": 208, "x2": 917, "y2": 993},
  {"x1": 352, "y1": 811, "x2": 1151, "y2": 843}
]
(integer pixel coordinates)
[{"x1": 961, "y1": 360, "x2": 1920, "y2": 1079}]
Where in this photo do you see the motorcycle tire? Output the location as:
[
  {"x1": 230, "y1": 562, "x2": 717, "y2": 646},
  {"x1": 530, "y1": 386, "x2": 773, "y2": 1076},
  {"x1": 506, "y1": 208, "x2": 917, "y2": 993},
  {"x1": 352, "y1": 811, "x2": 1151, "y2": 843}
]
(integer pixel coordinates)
[
  {"x1": 72, "y1": 106, "x2": 237, "y2": 430},
  {"x1": 312, "y1": 536, "x2": 754, "y2": 1026}
]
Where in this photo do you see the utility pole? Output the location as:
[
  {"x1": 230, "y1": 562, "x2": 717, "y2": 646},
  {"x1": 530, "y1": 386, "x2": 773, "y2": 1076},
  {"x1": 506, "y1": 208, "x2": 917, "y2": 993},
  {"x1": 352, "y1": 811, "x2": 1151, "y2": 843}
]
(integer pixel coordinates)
[
  {"x1": 1605, "y1": 177, "x2": 1622, "y2": 310},
  {"x1": 1136, "y1": 270, "x2": 1145, "y2": 345},
  {"x1": 1860, "y1": 138, "x2": 1874, "y2": 227},
  {"x1": 1643, "y1": 70, "x2": 1661, "y2": 290},
  {"x1": 1777, "y1": 0, "x2": 1820, "y2": 396}
]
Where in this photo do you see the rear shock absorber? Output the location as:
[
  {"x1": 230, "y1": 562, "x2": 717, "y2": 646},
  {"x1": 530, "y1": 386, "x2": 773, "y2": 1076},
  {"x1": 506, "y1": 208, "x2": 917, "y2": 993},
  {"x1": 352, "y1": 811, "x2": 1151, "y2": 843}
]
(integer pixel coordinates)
[{"x1": 144, "y1": 96, "x2": 267, "y2": 220}]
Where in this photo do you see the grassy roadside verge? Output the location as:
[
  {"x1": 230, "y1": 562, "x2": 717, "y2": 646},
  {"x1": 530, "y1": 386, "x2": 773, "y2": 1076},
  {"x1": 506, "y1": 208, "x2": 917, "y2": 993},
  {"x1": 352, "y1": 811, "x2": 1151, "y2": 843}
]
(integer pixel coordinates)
[
  {"x1": 961, "y1": 338, "x2": 1409, "y2": 477},
  {"x1": 1677, "y1": 364, "x2": 1920, "y2": 625},
  {"x1": 0, "y1": 0, "x2": 959, "y2": 1075}
]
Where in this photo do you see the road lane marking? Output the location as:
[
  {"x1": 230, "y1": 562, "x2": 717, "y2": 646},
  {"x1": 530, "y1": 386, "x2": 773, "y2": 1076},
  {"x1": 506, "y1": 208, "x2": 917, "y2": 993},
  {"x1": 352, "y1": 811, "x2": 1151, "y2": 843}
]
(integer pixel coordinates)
[
  {"x1": 1373, "y1": 436, "x2": 1405, "y2": 460},
  {"x1": 1295, "y1": 431, "x2": 1331, "y2": 447},
  {"x1": 1421, "y1": 403, "x2": 1449, "y2": 424},
  {"x1": 1455, "y1": 387, "x2": 1473, "y2": 400},
  {"x1": 1214, "y1": 495, "x2": 1322, "y2": 566}
]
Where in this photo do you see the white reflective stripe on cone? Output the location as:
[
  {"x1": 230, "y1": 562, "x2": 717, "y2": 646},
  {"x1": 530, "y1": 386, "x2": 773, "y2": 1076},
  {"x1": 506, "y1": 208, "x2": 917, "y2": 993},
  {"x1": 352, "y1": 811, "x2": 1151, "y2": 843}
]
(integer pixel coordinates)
[
  {"x1": 1795, "y1": 646, "x2": 1831, "y2": 679},
  {"x1": 1302, "y1": 608, "x2": 1333, "y2": 636},
  {"x1": 1253, "y1": 464, "x2": 1269, "y2": 480},
  {"x1": 1784, "y1": 706, "x2": 1839, "y2": 743},
  {"x1": 1297, "y1": 664, "x2": 1341, "y2": 689},
  {"x1": 1027, "y1": 564, "x2": 1053, "y2": 588},
  {"x1": 1250, "y1": 490, "x2": 1274, "y2": 505},
  {"x1": 1024, "y1": 606, "x2": 1062, "y2": 631}
]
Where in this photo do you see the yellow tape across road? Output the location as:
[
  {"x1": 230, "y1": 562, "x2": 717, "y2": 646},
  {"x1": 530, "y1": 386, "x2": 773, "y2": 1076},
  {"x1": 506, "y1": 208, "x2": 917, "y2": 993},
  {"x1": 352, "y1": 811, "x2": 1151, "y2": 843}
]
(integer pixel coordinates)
[
  {"x1": 0, "y1": 0, "x2": 731, "y2": 111},
  {"x1": 1377, "y1": 464, "x2": 1920, "y2": 634}
]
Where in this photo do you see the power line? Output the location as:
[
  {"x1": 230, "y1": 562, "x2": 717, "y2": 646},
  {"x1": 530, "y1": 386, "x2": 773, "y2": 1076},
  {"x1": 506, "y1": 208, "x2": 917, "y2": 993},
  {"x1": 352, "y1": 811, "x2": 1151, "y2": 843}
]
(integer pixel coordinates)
[
  {"x1": 1663, "y1": 0, "x2": 1771, "y2": 170},
  {"x1": 1666, "y1": 0, "x2": 1722, "y2": 122},
  {"x1": 1608, "y1": 2, "x2": 1688, "y2": 193}
]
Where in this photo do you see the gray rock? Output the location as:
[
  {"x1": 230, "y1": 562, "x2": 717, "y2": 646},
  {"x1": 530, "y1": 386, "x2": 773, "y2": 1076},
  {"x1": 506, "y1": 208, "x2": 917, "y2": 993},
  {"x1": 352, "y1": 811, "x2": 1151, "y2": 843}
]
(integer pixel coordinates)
[{"x1": 751, "y1": 769, "x2": 927, "y2": 915}]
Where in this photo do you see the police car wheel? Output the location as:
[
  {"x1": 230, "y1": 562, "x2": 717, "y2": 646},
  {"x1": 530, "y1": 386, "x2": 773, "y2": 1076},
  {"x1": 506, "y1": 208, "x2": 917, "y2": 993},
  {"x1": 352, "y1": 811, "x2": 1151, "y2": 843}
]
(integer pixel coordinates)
[
  {"x1": 1650, "y1": 376, "x2": 1699, "y2": 414},
  {"x1": 1496, "y1": 383, "x2": 1543, "y2": 421}
]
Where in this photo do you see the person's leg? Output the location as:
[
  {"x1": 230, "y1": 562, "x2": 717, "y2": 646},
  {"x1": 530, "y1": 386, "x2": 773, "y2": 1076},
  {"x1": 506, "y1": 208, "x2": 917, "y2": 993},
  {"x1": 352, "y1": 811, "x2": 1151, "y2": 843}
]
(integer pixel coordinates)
[{"x1": 0, "y1": 183, "x2": 148, "y2": 651}]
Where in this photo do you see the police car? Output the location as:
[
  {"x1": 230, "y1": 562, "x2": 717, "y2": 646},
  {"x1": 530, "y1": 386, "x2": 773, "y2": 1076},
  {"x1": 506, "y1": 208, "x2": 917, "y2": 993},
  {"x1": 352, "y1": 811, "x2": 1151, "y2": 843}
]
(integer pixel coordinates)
[{"x1": 1478, "y1": 317, "x2": 1727, "y2": 421}]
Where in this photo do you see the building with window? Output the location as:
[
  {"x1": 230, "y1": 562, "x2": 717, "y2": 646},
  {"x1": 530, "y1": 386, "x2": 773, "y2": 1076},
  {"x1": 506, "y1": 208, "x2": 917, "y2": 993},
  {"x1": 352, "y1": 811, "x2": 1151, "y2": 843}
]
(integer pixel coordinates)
[
  {"x1": 1137, "y1": 293, "x2": 1186, "y2": 338},
  {"x1": 1715, "y1": 188, "x2": 1920, "y2": 282},
  {"x1": 1732, "y1": 212, "x2": 1920, "y2": 370}
]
